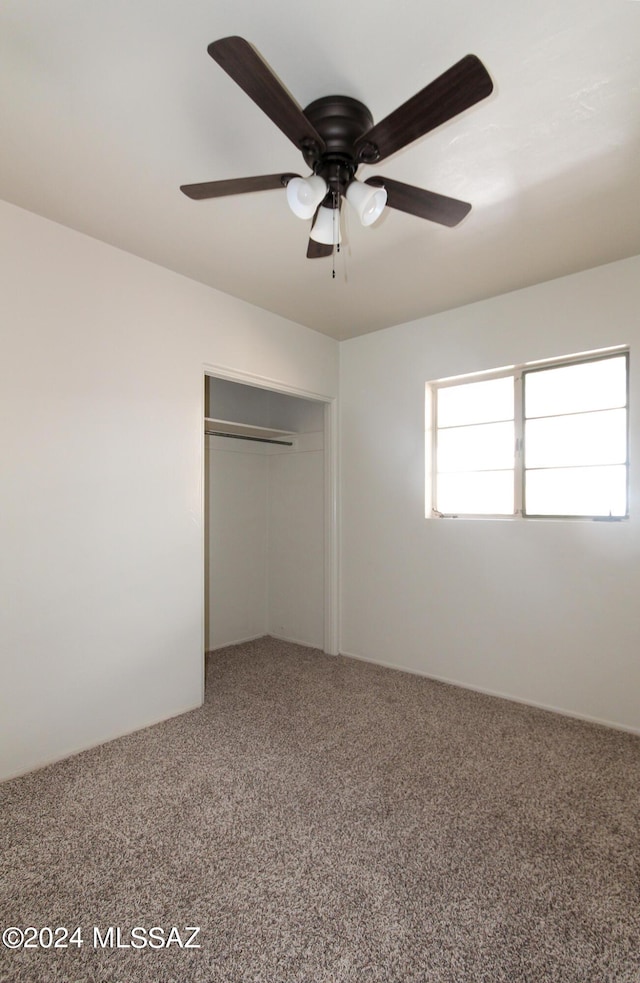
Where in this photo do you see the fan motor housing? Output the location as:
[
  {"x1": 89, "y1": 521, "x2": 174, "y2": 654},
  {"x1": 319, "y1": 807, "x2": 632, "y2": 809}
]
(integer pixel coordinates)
[
  {"x1": 302, "y1": 96, "x2": 375, "y2": 199},
  {"x1": 303, "y1": 97, "x2": 373, "y2": 160}
]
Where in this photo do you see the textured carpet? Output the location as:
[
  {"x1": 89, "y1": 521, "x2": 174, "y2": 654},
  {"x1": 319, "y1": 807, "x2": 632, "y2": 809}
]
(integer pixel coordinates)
[{"x1": 1, "y1": 636, "x2": 639, "y2": 983}]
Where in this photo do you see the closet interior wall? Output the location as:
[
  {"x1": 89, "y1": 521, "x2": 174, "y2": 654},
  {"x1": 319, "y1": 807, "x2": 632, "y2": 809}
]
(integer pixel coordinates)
[{"x1": 205, "y1": 377, "x2": 325, "y2": 652}]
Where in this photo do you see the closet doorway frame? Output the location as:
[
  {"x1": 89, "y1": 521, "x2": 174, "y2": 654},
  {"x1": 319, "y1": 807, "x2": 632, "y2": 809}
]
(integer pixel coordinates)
[{"x1": 202, "y1": 362, "x2": 339, "y2": 659}]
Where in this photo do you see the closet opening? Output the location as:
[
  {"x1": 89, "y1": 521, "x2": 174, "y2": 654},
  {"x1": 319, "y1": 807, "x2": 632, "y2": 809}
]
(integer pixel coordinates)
[{"x1": 203, "y1": 371, "x2": 337, "y2": 664}]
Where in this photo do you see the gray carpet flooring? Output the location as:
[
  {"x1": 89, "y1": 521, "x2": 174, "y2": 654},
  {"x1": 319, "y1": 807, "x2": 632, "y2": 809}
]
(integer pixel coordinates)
[{"x1": 2, "y1": 636, "x2": 640, "y2": 982}]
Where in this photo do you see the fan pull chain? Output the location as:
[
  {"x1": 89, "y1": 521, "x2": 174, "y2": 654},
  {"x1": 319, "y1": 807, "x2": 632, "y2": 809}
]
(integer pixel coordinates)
[{"x1": 332, "y1": 192, "x2": 339, "y2": 279}]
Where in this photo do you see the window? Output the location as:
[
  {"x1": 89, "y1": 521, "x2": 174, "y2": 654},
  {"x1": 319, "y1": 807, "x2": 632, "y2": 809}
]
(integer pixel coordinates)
[{"x1": 427, "y1": 349, "x2": 629, "y2": 519}]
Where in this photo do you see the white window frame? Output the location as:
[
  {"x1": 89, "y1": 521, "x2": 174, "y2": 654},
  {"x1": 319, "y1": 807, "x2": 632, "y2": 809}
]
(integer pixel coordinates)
[{"x1": 427, "y1": 347, "x2": 630, "y2": 521}]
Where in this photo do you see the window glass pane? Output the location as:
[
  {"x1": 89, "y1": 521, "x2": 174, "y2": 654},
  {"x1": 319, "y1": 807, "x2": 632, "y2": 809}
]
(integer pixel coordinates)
[
  {"x1": 524, "y1": 355, "x2": 627, "y2": 419},
  {"x1": 437, "y1": 470, "x2": 514, "y2": 515},
  {"x1": 438, "y1": 421, "x2": 515, "y2": 473},
  {"x1": 525, "y1": 465, "x2": 627, "y2": 516},
  {"x1": 437, "y1": 376, "x2": 514, "y2": 428},
  {"x1": 525, "y1": 408, "x2": 627, "y2": 469}
]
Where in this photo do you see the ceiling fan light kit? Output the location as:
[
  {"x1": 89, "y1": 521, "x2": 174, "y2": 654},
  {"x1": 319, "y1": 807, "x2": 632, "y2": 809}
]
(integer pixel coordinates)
[
  {"x1": 309, "y1": 206, "x2": 342, "y2": 245},
  {"x1": 180, "y1": 36, "x2": 494, "y2": 260},
  {"x1": 345, "y1": 179, "x2": 387, "y2": 227},
  {"x1": 286, "y1": 175, "x2": 328, "y2": 219}
]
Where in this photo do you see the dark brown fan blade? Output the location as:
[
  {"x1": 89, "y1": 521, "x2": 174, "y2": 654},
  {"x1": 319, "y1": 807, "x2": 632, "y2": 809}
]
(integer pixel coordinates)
[
  {"x1": 356, "y1": 55, "x2": 493, "y2": 164},
  {"x1": 366, "y1": 176, "x2": 471, "y2": 227},
  {"x1": 208, "y1": 37, "x2": 326, "y2": 157},
  {"x1": 181, "y1": 173, "x2": 299, "y2": 200},
  {"x1": 307, "y1": 239, "x2": 333, "y2": 258}
]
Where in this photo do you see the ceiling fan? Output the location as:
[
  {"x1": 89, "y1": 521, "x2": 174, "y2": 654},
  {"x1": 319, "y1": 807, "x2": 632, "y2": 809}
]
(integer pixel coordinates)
[{"x1": 180, "y1": 37, "x2": 494, "y2": 258}]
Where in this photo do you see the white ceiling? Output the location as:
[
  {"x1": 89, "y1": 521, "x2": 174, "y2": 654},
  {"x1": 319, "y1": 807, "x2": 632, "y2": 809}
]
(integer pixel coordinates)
[{"x1": 1, "y1": 1, "x2": 639, "y2": 341}]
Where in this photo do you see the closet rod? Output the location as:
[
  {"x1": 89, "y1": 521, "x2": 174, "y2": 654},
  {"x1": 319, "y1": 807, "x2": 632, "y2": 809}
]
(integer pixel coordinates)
[{"x1": 205, "y1": 430, "x2": 293, "y2": 447}]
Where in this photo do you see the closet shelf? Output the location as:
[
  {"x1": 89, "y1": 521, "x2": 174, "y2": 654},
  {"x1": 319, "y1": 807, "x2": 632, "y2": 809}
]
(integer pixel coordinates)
[{"x1": 204, "y1": 417, "x2": 295, "y2": 445}]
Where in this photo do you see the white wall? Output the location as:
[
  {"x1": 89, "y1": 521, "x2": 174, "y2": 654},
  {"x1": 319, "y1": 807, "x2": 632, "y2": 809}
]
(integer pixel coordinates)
[
  {"x1": 205, "y1": 427, "x2": 325, "y2": 652},
  {"x1": 340, "y1": 256, "x2": 640, "y2": 733},
  {"x1": 0, "y1": 200, "x2": 338, "y2": 781},
  {"x1": 205, "y1": 439, "x2": 268, "y2": 649},
  {"x1": 267, "y1": 431, "x2": 325, "y2": 648}
]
